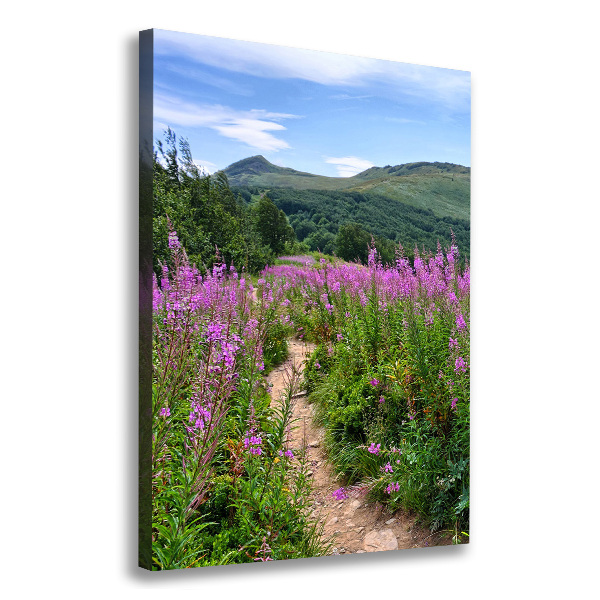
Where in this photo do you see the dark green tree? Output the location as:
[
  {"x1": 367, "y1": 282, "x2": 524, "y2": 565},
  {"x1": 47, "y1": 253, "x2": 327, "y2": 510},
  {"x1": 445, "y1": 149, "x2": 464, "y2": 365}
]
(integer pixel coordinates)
[
  {"x1": 335, "y1": 222, "x2": 371, "y2": 263},
  {"x1": 254, "y1": 194, "x2": 296, "y2": 255}
]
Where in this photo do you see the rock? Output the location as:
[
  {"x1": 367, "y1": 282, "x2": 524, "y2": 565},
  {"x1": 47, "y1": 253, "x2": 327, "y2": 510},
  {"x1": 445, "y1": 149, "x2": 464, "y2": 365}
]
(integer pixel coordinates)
[
  {"x1": 327, "y1": 517, "x2": 338, "y2": 526},
  {"x1": 339, "y1": 548, "x2": 346, "y2": 553},
  {"x1": 355, "y1": 527, "x2": 364, "y2": 533},
  {"x1": 385, "y1": 518, "x2": 397, "y2": 525},
  {"x1": 307, "y1": 471, "x2": 313, "y2": 477},
  {"x1": 363, "y1": 529, "x2": 399, "y2": 552},
  {"x1": 346, "y1": 520, "x2": 356, "y2": 528},
  {"x1": 308, "y1": 440, "x2": 320, "y2": 448},
  {"x1": 350, "y1": 500, "x2": 361, "y2": 511}
]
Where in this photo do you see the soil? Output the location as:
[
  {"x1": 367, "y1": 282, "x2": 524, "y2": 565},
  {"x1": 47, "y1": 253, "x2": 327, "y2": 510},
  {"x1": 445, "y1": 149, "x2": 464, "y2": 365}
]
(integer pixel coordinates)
[{"x1": 266, "y1": 338, "x2": 453, "y2": 556}]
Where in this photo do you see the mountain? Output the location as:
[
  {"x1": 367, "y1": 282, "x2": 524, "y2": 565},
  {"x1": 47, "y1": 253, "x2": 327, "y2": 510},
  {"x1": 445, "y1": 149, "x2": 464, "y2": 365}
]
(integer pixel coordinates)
[
  {"x1": 223, "y1": 155, "x2": 353, "y2": 190},
  {"x1": 223, "y1": 156, "x2": 470, "y2": 221}
]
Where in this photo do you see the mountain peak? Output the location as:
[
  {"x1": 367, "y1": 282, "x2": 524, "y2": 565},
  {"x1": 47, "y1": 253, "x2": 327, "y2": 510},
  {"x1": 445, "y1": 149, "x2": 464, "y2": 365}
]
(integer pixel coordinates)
[{"x1": 223, "y1": 155, "x2": 281, "y2": 178}]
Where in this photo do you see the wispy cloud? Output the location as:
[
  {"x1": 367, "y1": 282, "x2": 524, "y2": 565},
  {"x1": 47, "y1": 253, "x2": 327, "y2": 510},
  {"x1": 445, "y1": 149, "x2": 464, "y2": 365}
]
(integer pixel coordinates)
[
  {"x1": 155, "y1": 30, "x2": 470, "y2": 112},
  {"x1": 160, "y1": 63, "x2": 254, "y2": 97},
  {"x1": 154, "y1": 94, "x2": 301, "y2": 151},
  {"x1": 329, "y1": 93, "x2": 373, "y2": 101},
  {"x1": 325, "y1": 156, "x2": 374, "y2": 177}
]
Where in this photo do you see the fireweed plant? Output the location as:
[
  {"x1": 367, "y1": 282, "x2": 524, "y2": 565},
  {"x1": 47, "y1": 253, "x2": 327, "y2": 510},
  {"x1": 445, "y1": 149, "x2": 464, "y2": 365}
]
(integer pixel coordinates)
[
  {"x1": 151, "y1": 231, "x2": 326, "y2": 569},
  {"x1": 262, "y1": 241, "x2": 470, "y2": 539}
]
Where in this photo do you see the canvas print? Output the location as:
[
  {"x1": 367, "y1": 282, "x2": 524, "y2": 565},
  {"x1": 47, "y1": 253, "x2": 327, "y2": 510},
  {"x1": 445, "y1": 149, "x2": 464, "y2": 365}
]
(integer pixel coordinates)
[{"x1": 139, "y1": 29, "x2": 470, "y2": 570}]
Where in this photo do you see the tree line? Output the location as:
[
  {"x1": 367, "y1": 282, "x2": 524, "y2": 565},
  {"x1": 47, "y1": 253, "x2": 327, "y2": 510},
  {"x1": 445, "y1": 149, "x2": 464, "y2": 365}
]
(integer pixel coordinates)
[
  {"x1": 153, "y1": 129, "x2": 296, "y2": 277},
  {"x1": 153, "y1": 129, "x2": 469, "y2": 276}
]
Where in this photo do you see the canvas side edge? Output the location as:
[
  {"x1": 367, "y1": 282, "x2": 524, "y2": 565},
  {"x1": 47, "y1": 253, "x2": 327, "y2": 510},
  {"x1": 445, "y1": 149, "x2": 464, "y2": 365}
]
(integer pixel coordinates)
[{"x1": 138, "y1": 28, "x2": 154, "y2": 572}]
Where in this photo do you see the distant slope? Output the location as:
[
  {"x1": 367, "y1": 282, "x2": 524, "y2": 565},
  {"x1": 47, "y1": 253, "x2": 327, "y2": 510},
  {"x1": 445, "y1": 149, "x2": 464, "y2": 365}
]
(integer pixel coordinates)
[
  {"x1": 353, "y1": 161, "x2": 470, "y2": 181},
  {"x1": 223, "y1": 156, "x2": 470, "y2": 221},
  {"x1": 346, "y1": 173, "x2": 470, "y2": 221}
]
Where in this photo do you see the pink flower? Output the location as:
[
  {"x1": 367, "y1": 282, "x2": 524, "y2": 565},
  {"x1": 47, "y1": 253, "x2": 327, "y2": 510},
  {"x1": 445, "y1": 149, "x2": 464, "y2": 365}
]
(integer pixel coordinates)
[
  {"x1": 332, "y1": 487, "x2": 348, "y2": 501},
  {"x1": 454, "y1": 357, "x2": 467, "y2": 373},
  {"x1": 368, "y1": 443, "x2": 381, "y2": 455}
]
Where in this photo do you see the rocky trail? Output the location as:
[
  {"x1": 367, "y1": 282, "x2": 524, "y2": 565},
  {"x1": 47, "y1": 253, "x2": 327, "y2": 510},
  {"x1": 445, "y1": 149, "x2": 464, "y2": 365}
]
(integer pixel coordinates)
[{"x1": 266, "y1": 338, "x2": 452, "y2": 556}]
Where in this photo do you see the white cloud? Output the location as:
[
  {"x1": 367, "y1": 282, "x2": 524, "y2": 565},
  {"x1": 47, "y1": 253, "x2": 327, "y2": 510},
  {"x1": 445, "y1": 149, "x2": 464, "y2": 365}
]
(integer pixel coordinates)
[
  {"x1": 325, "y1": 156, "x2": 375, "y2": 177},
  {"x1": 193, "y1": 159, "x2": 218, "y2": 174},
  {"x1": 154, "y1": 30, "x2": 470, "y2": 112},
  {"x1": 153, "y1": 94, "x2": 301, "y2": 152}
]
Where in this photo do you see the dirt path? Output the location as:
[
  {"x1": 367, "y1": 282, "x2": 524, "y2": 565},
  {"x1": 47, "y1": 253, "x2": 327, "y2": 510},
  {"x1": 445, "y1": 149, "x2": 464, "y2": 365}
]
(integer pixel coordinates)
[{"x1": 266, "y1": 338, "x2": 452, "y2": 556}]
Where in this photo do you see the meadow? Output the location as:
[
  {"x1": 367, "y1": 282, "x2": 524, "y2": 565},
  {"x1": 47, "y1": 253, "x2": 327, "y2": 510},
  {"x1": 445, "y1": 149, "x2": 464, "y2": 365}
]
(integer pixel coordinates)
[{"x1": 150, "y1": 229, "x2": 470, "y2": 569}]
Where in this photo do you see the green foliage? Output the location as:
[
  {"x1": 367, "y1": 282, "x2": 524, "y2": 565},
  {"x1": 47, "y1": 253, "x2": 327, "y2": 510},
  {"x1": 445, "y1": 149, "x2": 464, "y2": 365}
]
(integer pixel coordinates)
[
  {"x1": 237, "y1": 186, "x2": 469, "y2": 264},
  {"x1": 153, "y1": 129, "x2": 274, "y2": 277},
  {"x1": 336, "y1": 222, "x2": 371, "y2": 263},
  {"x1": 253, "y1": 194, "x2": 296, "y2": 255}
]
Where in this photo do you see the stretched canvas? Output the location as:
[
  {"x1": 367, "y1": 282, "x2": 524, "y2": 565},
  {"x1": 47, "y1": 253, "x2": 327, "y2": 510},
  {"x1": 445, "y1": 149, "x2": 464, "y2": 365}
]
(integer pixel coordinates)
[{"x1": 139, "y1": 29, "x2": 470, "y2": 570}]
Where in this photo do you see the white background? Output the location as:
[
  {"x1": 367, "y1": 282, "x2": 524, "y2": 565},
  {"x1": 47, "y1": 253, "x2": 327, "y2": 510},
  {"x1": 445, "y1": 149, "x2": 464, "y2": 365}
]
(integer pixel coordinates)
[{"x1": 1, "y1": 1, "x2": 598, "y2": 597}]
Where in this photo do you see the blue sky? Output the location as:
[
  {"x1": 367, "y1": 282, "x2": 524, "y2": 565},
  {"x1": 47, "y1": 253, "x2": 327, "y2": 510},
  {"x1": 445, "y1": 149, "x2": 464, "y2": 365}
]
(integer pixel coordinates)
[{"x1": 153, "y1": 30, "x2": 470, "y2": 177}]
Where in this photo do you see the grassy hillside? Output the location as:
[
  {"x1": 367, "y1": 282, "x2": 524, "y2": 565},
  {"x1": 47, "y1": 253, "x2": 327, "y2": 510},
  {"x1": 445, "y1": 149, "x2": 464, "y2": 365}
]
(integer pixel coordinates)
[
  {"x1": 224, "y1": 156, "x2": 470, "y2": 221},
  {"x1": 346, "y1": 173, "x2": 470, "y2": 221}
]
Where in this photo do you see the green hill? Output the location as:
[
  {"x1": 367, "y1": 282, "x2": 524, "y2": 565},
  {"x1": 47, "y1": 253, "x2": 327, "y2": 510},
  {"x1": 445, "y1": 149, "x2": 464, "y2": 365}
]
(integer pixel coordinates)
[
  {"x1": 223, "y1": 156, "x2": 470, "y2": 221},
  {"x1": 223, "y1": 155, "x2": 358, "y2": 190}
]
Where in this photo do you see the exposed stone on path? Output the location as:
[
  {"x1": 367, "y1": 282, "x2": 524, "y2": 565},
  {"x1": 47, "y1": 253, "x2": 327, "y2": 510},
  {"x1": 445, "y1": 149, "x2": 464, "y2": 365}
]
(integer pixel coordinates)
[{"x1": 363, "y1": 529, "x2": 399, "y2": 552}]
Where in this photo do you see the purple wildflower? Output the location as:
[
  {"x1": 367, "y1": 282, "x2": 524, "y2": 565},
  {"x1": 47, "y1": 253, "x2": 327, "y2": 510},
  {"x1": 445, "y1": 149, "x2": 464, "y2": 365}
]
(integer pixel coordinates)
[
  {"x1": 370, "y1": 378, "x2": 379, "y2": 387},
  {"x1": 159, "y1": 407, "x2": 170, "y2": 417},
  {"x1": 385, "y1": 482, "x2": 400, "y2": 494},
  {"x1": 454, "y1": 357, "x2": 467, "y2": 373},
  {"x1": 368, "y1": 443, "x2": 381, "y2": 455},
  {"x1": 332, "y1": 487, "x2": 348, "y2": 501}
]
